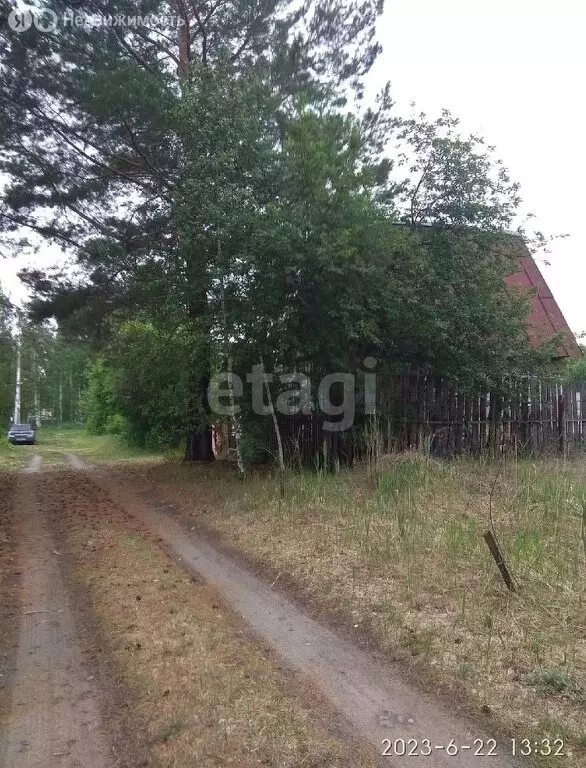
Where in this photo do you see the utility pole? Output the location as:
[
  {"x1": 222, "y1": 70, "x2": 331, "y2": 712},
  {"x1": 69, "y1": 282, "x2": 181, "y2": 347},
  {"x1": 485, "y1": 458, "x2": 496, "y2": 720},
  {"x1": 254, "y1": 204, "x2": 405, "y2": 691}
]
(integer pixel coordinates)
[{"x1": 13, "y1": 342, "x2": 21, "y2": 424}]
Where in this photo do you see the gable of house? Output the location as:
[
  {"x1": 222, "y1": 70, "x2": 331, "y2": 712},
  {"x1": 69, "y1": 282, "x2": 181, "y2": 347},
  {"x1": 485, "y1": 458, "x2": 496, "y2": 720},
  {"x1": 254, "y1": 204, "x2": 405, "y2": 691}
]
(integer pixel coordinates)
[
  {"x1": 402, "y1": 223, "x2": 581, "y2": 360},
  {"x1": 504, "y1": 241, "x2": 581, "y2": 359}
]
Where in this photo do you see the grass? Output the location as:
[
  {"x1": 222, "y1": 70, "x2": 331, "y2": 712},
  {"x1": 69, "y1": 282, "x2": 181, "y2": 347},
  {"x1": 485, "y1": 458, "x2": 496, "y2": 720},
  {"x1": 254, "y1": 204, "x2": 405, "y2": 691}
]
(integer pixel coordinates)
[
  {"x1": 155, "y1": 718, "x2": 185, "y2": 744},
  {"x1": 0, "y1": 437, "x2": 37, "y2": 469},
  {"x1": 41, "y1": 471, "x2": 379, "y2": 768},
  {"x1": 131, "y1": 452, "x2": 586, "y2": 766},
  {"x1": 0, "y1": 424, "x2": 166, "y2": 469},
  {"x1": 525, "y1": 667, "x2": 581, "y2": 696}
]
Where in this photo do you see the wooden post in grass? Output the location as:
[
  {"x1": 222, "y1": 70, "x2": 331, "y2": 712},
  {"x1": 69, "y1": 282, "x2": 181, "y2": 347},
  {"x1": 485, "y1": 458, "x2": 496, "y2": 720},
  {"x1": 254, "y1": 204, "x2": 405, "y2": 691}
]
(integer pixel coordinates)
[{"x1": 483, "y1": 530, "x2": 516, "y2": 592}]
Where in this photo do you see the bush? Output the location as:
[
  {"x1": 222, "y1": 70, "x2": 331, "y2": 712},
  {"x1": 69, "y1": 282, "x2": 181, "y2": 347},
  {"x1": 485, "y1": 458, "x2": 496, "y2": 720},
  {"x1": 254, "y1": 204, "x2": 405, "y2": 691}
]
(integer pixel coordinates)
[
  {"x1": 83, "y1": 359, "x2": 118, "y2": 434},
  {"x1": 525, "y1": 668, "x2": 580, "y2": 697},
  {"x1": 144, "y1": 426, "x2": 177, "y2": 452},
  {"x1": 566, "y1": 346, "x2": 586, "y2": 383},
  {"x1": 238, "y1": 418, "x2": 272, "y2": 465},
  {"x1": 104, "y1": 413, "x2": 128, "y2": 435}
]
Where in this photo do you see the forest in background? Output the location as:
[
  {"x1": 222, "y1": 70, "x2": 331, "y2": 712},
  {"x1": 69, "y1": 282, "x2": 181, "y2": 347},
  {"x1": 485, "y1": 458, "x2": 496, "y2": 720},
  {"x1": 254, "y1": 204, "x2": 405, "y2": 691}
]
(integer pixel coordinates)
[{"x1": 0, "y1": 285, "x2": 89, "y2": 427}]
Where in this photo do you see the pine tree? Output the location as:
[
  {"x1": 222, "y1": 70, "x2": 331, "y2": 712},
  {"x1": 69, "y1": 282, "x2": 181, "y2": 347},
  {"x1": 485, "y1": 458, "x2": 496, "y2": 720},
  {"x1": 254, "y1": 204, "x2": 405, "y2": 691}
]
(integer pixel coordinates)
[{"x1": 0, "y1": 0, "x2": 386, "y2": 457}]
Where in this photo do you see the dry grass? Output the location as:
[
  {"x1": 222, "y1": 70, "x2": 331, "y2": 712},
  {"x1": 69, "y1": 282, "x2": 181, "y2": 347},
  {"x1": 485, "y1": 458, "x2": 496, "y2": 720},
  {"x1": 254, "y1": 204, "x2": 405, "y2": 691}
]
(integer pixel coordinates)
[
  {"x1": 129, "y1": 454, "x2": 586, "y2": 766},
  {"x1": 0, "y1": 472, "x2": 18, "y2": 716},
  {"x1": 42, "y1": 471, "x2": 378, "y2": 768}
]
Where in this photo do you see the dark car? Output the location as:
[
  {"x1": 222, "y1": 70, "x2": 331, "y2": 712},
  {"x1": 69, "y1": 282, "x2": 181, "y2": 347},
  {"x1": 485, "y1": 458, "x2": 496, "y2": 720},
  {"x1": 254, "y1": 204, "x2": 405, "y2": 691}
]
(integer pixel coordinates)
[{"x1": 8, "y1": 423, "x2": 36, "y2": 445}]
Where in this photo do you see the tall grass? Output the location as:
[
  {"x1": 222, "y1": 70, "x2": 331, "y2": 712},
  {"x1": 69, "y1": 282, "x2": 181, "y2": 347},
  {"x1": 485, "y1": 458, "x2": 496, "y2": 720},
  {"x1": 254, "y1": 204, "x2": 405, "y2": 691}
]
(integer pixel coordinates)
[
  {"x1": 208, "y1": 451, "x2": 585, "y2": 737},
  {"x1": 146, "y1": 450, "x2": 586, "y2": 751}
]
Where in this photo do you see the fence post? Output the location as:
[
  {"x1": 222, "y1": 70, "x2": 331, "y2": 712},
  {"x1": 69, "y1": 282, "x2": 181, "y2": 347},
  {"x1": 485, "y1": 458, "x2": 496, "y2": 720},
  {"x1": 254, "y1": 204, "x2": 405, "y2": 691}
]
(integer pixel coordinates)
[{"x1": 483, "y1": 530, "x2": 516, "y2": 592}]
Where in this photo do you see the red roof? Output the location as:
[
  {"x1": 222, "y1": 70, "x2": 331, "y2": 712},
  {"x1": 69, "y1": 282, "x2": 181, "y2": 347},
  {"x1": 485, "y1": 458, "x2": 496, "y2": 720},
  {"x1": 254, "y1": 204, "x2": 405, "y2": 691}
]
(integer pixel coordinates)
[{"x1": 505, "y1": 250, "x2": 581, "y2": 359}]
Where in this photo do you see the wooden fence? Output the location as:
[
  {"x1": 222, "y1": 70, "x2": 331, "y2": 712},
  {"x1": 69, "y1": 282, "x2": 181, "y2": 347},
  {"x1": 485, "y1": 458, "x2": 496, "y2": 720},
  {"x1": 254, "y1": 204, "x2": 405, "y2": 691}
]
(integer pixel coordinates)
[
  {"x1": 264, "y1": 375, "x2": 586, "y2": 464},
  {"x1": 382, "y1": 373, "x2": 586, "y2": 457}
]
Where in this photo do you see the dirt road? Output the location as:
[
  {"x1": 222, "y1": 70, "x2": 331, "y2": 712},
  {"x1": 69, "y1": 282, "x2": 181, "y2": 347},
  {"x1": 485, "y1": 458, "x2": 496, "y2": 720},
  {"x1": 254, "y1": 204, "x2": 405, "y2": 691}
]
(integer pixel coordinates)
[
  {"x1": 84, "y1": 461, "x2": 523, "y2": 768},
  {"x1": 0, "y1": 457, "x2": 526, "y2": 767},
  {"x1": 0, "y1": 459, "x2": 112, "y2": 768}
]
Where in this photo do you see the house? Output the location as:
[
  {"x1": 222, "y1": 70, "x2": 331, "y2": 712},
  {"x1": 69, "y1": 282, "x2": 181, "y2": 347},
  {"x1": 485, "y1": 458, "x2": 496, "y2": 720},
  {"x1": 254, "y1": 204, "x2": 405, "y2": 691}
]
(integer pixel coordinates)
[
  {"x1": 504, "y1": 240, "x2": 581, "y2": 359},
  {"x1": 411, "y1": 224, "x2": 582, "y2": 361}
]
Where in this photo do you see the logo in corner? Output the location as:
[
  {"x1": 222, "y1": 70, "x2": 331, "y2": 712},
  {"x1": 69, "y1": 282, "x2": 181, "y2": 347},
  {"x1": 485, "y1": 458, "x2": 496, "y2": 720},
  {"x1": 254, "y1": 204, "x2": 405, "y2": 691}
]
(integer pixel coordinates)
[
  {"x1": 33, "y1": 9, "x2": 58, "y2": 32},
  {"x1": 8, "y1": 8, "x2": 34, "y2": 31}
]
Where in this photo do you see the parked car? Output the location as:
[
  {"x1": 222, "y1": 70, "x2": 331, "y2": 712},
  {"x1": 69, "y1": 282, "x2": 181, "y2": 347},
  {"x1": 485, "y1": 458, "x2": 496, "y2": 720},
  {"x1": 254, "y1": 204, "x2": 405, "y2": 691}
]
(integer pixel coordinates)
[{"x1": 8, "y1": 423, "x2": 36, "y2": 445}]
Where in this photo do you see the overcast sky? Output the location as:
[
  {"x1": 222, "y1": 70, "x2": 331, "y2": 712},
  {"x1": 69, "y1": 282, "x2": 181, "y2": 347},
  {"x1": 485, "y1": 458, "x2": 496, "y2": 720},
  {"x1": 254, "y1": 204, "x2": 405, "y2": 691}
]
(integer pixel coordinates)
[
  {"x1": 370, "y1": 0, "x2": 585, "y2": 336},
  {"x1": 1, "y1": 0, "x2": 584, "y2": 337}
]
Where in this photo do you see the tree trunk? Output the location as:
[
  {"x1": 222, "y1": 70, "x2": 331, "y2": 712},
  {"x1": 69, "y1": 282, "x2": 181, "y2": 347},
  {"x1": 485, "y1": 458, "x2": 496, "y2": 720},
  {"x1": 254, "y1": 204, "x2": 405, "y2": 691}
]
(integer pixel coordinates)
[
  {"x1": 32, "y1": 348, "x2": 40, "y2": 427},
  {"x1": 184, "y1": 369, "x2": 215, "y2": 462},
  {"x1": 13, "y1": 342, "x2": 21, "y2": 424},
  {"x1": 185, "y1": 427, "x2": 215, "y2": 461},
  {"x1": 69, "y1": 370, "x2": 74, "y2": 422},
  {"x1": 259, "y1": 354, "x2": 285, "y2": 497},
  {"x1": 219, "y1": 253, "x2": 245, "y2": 475}
]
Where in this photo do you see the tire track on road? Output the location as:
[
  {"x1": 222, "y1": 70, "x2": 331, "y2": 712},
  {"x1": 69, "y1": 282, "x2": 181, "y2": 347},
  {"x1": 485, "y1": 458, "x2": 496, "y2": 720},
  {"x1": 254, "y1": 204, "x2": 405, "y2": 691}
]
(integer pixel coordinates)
[
  {"x1": 71, "y1": 458, "x2": 525, "y2": 768},
  {"x1": 0, "y1": 465, "x2": 113, "y2": 768}
]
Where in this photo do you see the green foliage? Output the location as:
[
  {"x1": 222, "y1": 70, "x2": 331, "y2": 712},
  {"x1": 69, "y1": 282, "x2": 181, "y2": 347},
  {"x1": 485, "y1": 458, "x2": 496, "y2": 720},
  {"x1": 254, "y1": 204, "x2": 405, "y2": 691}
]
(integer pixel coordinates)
[
  {"x1": 0, "y1": 2, "x2": 558, "y2": 457},
  {"x1": 0, "y1": 424, "x2": 160, "y2": 469},
  {"x1": 0, "y1": 303, "x2": 90, "y2": 429},
  {"x1": 19, "y1": 324, "x2": 89, "y2": 425},
  {"x1": 83, "y1": 318, "x2": 210, "y2": 450},
  {"x1": 401, "y1": 228, "x2": 553, "y2": 391},
  {"x1": 0, "y1": 0, "x2": 384, "y2": 267},
  {"x1": 83, "y1": 359, "x2": 119, "y2": 435},
  {"x1": 396, "y1": 109, "x2": 521, "y2": 229},
  {"x1": 566, "y1": 346, "x2": 586, "y2": 383},
  {"x1": 0, "y1": 286, "x2": 15, "y2": 426},
  {"x1": 155, "y1": 718, "x2": 185, "y2": 744},
  {"x1": 525, "y1": 668, "x2": 581, "y2": 697},
  {"x1": 0, "y1": 0, "x2": 385, "y2": 455},
  {"x1": 377, "y1": 457, "x2": 428, "y2": 501},
  {"x1": 237, "y1": 417, "x2": 274, "y2": 466},
  {"x1": 103, "y1": 413, "x2": 128, "y2": 436}
]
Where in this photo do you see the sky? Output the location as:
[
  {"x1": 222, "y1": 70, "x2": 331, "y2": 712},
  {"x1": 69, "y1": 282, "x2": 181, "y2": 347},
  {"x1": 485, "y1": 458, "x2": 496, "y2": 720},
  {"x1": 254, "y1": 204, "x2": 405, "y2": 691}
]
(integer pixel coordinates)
[
  {"x1": 1, "y1": 0, "x2": 585, "y2": 337},
  {"x1": 369, "y1": 0, "x2": 586, "y2": 337}
]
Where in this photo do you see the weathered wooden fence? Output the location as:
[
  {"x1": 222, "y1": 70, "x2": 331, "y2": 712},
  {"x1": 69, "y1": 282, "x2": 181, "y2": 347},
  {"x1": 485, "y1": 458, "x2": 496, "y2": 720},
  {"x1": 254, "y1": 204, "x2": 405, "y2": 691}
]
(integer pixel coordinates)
[
  {"x1": 264, "y1": 375, "x2": 586, "y2": 464},
  {"x1": 382, "y1": 374, "x2": 586, "y2": 457}
]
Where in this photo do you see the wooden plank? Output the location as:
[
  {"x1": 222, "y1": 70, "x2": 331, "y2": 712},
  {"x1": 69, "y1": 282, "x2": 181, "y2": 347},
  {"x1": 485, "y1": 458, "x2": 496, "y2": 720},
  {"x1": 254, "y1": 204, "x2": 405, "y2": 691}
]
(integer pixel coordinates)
[
  {"x1": 558, "y1": 387, "x2": 566, "y2": 456},
  {"x1": 521, "y1": 380, "x2": 530, "y2": 450}
]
